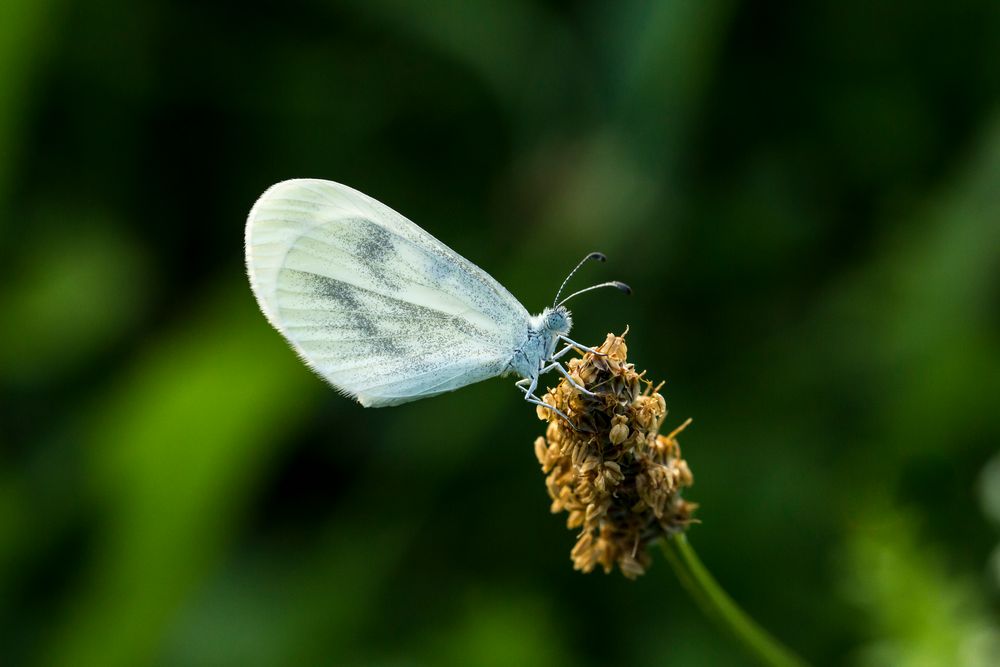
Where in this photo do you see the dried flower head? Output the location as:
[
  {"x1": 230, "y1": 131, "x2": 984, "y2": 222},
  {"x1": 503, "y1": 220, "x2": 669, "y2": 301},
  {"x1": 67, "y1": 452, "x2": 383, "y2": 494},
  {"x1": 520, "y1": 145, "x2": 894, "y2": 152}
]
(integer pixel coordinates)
[{"x1": 533, "y1": 331, "x2": 696, "y2": 579}]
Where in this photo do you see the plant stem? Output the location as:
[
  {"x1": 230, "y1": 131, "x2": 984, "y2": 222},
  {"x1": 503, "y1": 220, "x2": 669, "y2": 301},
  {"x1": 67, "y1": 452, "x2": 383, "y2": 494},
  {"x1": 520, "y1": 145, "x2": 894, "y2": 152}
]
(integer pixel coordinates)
[{"x1": 661, "y1": 534, "x2": 809, "y2": 667}]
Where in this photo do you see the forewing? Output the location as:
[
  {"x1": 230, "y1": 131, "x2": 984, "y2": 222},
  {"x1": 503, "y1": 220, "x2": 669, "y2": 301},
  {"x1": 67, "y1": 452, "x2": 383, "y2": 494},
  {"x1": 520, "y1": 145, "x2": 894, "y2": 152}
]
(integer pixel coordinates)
[{"x1": 245, "y1": 179, "x2": 529, "y2": 406}]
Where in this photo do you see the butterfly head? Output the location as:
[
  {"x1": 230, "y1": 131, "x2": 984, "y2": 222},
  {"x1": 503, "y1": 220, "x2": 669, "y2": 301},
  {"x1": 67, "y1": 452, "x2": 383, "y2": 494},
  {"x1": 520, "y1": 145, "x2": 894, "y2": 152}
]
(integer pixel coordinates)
[
  {"x1": 541, "y1": 305, "x2": 573, "y2": 337},
  {"x1": 523, "y1": 252, "x2": 630, "y2": 371}
]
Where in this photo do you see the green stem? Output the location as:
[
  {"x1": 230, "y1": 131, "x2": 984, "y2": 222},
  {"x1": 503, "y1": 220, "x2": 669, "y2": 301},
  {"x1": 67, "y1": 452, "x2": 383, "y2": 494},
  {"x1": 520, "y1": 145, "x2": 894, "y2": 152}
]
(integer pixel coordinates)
[{"x1": 661, "y1": 534, "x2": 809, "y2": 667}]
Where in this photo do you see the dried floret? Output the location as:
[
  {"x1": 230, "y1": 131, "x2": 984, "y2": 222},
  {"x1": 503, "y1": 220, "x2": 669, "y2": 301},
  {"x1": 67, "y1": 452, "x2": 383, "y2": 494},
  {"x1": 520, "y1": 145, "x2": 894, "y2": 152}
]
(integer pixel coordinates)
[{"x1": 534, "y1": 331, "x2": 697, "y2": 578}]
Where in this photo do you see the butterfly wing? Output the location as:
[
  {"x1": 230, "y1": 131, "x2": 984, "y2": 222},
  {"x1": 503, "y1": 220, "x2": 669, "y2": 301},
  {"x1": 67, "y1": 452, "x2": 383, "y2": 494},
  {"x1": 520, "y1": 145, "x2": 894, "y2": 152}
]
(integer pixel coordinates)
[{"x1": 245, "y1": 179, "x2": 530, "y2": 407}]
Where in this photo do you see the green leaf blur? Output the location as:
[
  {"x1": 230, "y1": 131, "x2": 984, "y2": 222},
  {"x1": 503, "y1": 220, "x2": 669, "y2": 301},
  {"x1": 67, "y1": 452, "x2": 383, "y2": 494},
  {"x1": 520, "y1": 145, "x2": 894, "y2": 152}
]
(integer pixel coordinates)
[{"x1": 1, "y1": 1, "x2": 998, "y2": 665}]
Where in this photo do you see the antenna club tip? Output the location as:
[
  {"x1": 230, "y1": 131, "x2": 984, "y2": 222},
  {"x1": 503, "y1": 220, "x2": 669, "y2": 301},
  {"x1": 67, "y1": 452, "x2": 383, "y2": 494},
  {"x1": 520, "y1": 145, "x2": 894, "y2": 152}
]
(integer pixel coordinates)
[
  {"x1": 614, "y1": 281, "x2": 632, "y2": 295},
  {"x1": 587, "y1": 252, "x2": 607, "y2": 262}
]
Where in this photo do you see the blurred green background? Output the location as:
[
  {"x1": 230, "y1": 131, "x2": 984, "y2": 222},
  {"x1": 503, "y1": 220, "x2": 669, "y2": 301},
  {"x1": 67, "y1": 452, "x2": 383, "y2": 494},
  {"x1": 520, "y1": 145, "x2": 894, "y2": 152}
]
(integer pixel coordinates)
[{"x1": 2, "y1": 1, "x2": 999, "y2": 665}]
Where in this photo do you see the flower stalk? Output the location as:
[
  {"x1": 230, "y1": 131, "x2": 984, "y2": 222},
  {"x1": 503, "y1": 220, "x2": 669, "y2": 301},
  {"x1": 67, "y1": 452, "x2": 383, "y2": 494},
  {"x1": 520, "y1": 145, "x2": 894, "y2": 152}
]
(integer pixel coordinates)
[
  {"x1": 662, "y1": 534, "x2": 808, "y2": 667},
  {"x1": 534, "y1": 331, "x2": 809, "y2": 665}
]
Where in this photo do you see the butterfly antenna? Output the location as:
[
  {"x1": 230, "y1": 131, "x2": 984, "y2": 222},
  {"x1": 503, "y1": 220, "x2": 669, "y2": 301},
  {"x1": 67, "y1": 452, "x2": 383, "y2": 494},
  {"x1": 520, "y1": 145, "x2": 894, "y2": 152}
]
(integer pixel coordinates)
[
  {"x1": 553, "y1": 252, "x2": 607, "y2": 307},
  {"x1": 557, "y1": 281, "x2": 631, "y2": 308}
]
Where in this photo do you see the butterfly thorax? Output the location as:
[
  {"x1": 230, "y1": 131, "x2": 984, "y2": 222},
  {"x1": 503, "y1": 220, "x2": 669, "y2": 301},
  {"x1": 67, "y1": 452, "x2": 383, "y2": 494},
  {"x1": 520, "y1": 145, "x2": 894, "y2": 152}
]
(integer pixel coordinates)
[{"x1": 508, "y1": 306, "x2": 573, "y2": 380}]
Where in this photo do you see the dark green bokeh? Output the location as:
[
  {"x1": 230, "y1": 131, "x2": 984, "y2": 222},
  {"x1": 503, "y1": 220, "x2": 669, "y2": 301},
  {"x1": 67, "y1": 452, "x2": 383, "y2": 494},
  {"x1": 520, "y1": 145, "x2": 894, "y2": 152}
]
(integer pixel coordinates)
[{"x1": 2, "y1": 1, "x2": 999, "y2": 665}]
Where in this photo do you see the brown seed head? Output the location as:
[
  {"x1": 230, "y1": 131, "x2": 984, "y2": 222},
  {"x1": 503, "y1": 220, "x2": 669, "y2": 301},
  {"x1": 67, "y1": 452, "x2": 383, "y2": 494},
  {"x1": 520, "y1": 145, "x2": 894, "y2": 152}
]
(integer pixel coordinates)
[{"x1": 534, "y1": 331, "x2": 697, "y2": 579}]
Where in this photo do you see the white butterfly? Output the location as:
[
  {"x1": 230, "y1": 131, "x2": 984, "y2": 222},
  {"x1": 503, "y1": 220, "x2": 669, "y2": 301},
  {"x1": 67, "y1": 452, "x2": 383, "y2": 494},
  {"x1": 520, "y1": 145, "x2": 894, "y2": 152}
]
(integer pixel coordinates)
[{"x1": 244, "y1": 179, "x2": 629, "y2": 425}]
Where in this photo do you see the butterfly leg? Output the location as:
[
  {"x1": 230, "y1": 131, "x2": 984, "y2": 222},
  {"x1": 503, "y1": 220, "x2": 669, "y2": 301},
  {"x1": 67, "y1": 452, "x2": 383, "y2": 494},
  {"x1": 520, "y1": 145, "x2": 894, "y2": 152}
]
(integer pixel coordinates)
[
  {"x1": 539, "y1": 361, "x2": 597, "y2": 397},
  {"x1": 524, "y1": 393, "x2": 578, "y2": 428},
  {"x1": 551, "y1": 344, "x2": 578, "y2": 361},
  {"x1": 516, "y1": 377, "x2": 579, "y2": 430},
  {"x1": 556, "y1": 335, "x2": 607, "y2": 357}
]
